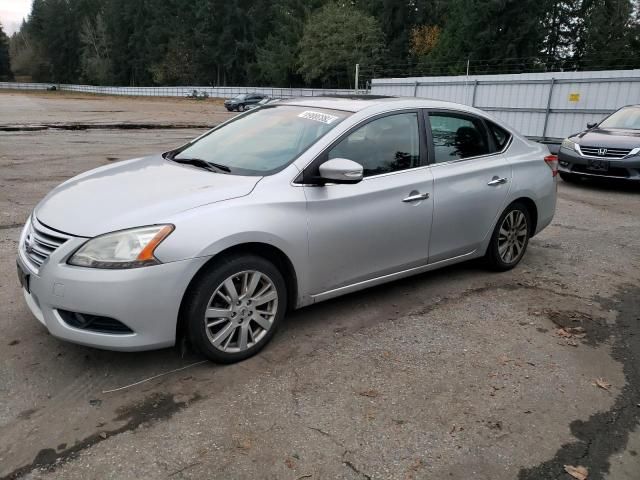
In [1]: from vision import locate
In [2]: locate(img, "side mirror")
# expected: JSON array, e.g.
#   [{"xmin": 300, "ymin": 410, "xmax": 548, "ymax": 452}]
[
  {"xmin": 318, "ymin": 158, "xmax": 363, "ymax": 184},
  {"xmin": 587, "ymin": 122, "xmax": 597, "ymax": 129}
]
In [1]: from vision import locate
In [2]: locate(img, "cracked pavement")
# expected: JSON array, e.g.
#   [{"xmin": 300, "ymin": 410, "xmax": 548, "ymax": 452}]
[{"xmin": 0, "ymin": 92, "xmax": 639, "ymax": 479}]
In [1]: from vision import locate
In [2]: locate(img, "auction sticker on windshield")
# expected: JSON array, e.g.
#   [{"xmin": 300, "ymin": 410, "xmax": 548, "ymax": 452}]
[{"xmin": 298, "ymin": 111, "xmax": 340, "ymax": 124}]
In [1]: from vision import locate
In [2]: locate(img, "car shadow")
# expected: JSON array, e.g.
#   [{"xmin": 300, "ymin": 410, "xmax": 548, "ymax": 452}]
[
  {"xmin": 561, "ymin": 176, "xmax": 640, "ymax": 193},
  {"xmin": 44, "ymin": 258, "xmax": 488, "ymax": 373}
]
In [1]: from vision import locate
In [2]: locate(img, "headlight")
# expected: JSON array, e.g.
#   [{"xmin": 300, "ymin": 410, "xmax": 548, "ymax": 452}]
[
  {"xmin": 68, "ymin": 225, "xmax": 174, "ymax": 269},
  {"xmin": 561, "ymin": 138, "xmax": 578, "ymax": 151}
]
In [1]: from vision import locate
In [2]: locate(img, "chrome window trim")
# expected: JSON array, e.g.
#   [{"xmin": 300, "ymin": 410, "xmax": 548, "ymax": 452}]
[
  {"xmin": 426, "ymin": 135, "xmax": 514, "ymax": 168},
  {"xmin": 425, "ymin": 109, "xmax": 514, "ymax": 167},
  {"xmin": 290, "ymin": 106, "xmax": 428, "ymax": 185}
]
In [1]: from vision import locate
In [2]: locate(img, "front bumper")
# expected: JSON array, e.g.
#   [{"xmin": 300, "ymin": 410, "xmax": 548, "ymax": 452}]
[
  {"xmin": 558, "ymin": 147, "xmax": 640, "ymax": 180},
  {"xmin": 17, "ymin": 226, "xmax": 208, "ymax": 352}
]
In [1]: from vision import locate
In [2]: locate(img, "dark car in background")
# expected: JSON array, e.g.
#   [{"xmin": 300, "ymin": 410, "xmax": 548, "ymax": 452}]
[
  {"xmin": 558, "ymin": 105, "xmax": 640, "ymax": 182},
  {"xmin": 224, "ymin": 93, "xmax": 267, "ymax": 112}
]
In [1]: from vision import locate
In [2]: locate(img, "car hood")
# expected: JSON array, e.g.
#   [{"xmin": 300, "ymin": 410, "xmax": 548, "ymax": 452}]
[
  {"xmin": 575, "ymin": 128, "xmax": 640, "ymax": 149},
  {"xmin": 35, "ymin": 155, "xmax": 261, "ymax": 237}
]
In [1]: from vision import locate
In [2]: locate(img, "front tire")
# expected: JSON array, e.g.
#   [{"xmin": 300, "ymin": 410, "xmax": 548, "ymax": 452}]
[
  {"xmin": 185, "ymin": 254, "xmax": 287, "ymax": 363},
  {"xmin": 485, "ymin": 202, "xmax": 531, "ymax": 271},
  {"xmin": 238, "ymin": 104, "xmax": 246, "ymax": 112}
]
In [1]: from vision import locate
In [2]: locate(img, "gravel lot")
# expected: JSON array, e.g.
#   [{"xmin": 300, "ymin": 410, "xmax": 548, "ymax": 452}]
[{"xmin": 0, "ymin": 91, "xmax": 639, "ymax": 480}]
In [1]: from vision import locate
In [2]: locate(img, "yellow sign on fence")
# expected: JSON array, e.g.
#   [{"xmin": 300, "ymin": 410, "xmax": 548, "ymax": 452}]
[{"xmin": 569, "ymin": 93, "xmax": 580, "ymax": 102}]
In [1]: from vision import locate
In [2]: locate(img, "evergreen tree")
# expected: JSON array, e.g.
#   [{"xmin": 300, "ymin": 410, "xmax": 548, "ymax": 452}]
[
  {"xmin": 6, "ymin": 0, "xmax": 640, "ymax": 86},
  {"xmin": 576, "ymin": 0, "xmax": 636, "ymax": 68},
  {"xmin": 254, "ymin": 0, "xmax": 311, "ymax": 86},
  {"xmin": 541, "ymin": 0, "xmax": 582, "ymax": 64},
  {"xmin": 430, "ymin": 0, "xmax": 549, "ymax": 73},
  {"xmin": 0, "ymin": 23, "xmax": 12, "ymax": 81}
]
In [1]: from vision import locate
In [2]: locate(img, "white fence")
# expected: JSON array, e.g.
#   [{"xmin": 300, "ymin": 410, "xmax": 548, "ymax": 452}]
[
  {"xmin": 371, "ymin": 70, "xmax": 640, "ymax": 141},
  {"xmin": 0, "ymin": 82, "xmax": 356, "ymax": 99}
]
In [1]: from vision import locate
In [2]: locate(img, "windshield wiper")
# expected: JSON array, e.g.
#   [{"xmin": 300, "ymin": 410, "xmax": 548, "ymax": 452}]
[{"xmin": 171, "ymin": 157, "xmax": 231, "ymax": 173}]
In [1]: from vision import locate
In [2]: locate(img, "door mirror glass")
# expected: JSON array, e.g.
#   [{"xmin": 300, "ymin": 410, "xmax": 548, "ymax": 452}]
[
  {"xmin": 318, "ymin": 158, "xmax": 363, "ymax": 184},
  {"xmin": 587, "ymin": 122, "xmax": 597, "ymax": 129}
]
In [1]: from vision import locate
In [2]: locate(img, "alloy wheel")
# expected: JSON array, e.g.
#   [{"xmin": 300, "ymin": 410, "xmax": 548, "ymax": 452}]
[
  {"xmin": 204, "ymin": 270, "xmax": 278, "ymax": 353},
  {"xmin": 497, "ymin": 210, "xmax": 528, "ymax": 264}
]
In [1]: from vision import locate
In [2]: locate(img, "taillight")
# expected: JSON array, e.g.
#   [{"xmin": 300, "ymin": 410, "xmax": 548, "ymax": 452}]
[{"xmin": 544, "ymin": 154, "xmax": 558, "ymax": 177}]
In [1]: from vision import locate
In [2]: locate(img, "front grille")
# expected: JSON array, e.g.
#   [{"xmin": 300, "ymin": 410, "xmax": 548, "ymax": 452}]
[
  {"xmin": 23, "ymin": 218, "xmax": 71, "ymax": 269},
  {"xmin": 58, "ymin": 309, "xmax": 134, "ymax": 334},
  {"xmin": 579, "ymin": 146, "xmax": 631, "ymax": 158}
]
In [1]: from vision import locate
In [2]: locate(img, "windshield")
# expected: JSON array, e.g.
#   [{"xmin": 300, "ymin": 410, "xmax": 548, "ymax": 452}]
[
  {"xmin": 233, "ymin": 94, "xmax": 247, "ymax": 100},
  {"xmin": 599, "ymin": 107, "xmax": 640, "ymax": 130},
  {"xmin": 173, "ymin": 105, "xmax": 350, "ymax": 175}
]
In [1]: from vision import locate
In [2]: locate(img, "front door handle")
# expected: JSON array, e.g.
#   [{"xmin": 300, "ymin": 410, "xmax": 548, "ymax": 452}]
[
  {"xmin": 402, "ymin": 192, "xmax": 430, "ymax": 202},
  {"xmin": 487, "ymin": 177, "xmax": 508, "ymax": 186}
]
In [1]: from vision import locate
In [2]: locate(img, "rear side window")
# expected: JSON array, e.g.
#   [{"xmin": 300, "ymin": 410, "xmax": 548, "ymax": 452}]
[
  {"xmin": 428, "ymin": 113, "xmax": 490, "ymax": 163},
  {"xmin": 488, "ymin": 121, "xmax": 511, "ymax": 151}
]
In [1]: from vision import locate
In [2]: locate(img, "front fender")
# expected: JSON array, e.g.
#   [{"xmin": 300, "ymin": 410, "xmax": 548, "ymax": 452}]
[{"xmin": 154, "ymin": 181, "xmax": 311, "ymax": 306}]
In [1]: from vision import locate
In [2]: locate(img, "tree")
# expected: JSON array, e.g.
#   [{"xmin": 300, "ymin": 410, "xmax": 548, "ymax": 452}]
[
  {"xmin": 0, "ymin": 23, "xmax": 12, "ymax": 81},
  {"xmin": 410, "ymin": 25, "xmax": 442, "ymax": 56},
  {"xmin": 254, "ymin": 0, "xmax": 311, "ymax": 86},
  {"xmin": 429, "ymin": 0, "xmax": 549, "ymax": 73},
  {"xmin": 298, "ymin": 2, "xmax": 386, "ymax": 87},
  {"xmin": 79, "ymin": 13, "xmax": 113, "ymax": 84},
  {"xmin": 541, "ymin": 1, "xmax": 582, "ymax": 64},
  {"xmin": 366, "ymin": 0, "xmax": 448, "ymax": 60},
  {"xmin": 576, "ymin": 0, "xmax": 636, "ymax": 68}
]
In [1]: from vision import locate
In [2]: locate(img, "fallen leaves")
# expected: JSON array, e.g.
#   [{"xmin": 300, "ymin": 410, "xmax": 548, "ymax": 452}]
[
  {"xmin": 564, "ymin": 464, "xmax": 588, "ymax": 479},
  {"xmin": 556, "ymin": 326, "xmax": 585, "ymax": 338},
  {"xmin": 234, "ymin": 437, "xmax": 252, "ymax": 451},
  {"xmin": 593, "ymin": 378, "xmax": 611, "ymax": 391},
  {"xmin": 555, "ymin": 326, "xmax": 586, "ymax": 347},
  {"xmin": 358, "ymin": 389, "xmax": 380, "ymax": 398}
]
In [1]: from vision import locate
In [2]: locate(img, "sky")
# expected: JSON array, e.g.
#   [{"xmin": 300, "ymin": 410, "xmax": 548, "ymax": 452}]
[{"xmin": 0, "ymin": 0, "xmax": 33, "ymax": 35}]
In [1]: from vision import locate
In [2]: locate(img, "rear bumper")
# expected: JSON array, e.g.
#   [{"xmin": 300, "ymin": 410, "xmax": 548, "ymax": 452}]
[{"xmin": 558, "ymin": 147, "xmax": 640, "ymax": 180}]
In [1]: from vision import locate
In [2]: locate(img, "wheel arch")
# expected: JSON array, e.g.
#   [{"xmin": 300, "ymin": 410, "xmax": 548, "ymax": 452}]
[
  {"xmin": 511, "ymin": 196, "xmax": 538, "ymax": 236},
  {"xmin": 176, "ymin": 242, "xmax": 299, "ymax": 341}
]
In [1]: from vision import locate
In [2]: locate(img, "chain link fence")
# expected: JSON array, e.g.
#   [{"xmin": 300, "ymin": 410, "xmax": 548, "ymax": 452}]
[{"xmin": 0, "ymin": 82, "xmax": 359, "ymax": 99}]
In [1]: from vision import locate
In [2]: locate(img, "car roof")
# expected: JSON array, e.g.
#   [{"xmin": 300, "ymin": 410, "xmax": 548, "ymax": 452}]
[{"xmin": 278, "ymin": 96, "xmax": 490, "ymax": 116}]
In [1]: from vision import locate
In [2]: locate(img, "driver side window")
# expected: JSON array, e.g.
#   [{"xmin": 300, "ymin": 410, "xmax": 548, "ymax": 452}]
[{"xmin": 328, "ymin": 112, "xmax": 420, "ymax": 177}]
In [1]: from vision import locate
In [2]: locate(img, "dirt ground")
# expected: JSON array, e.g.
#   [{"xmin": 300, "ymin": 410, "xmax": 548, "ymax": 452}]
[{"xmin": 0, "ymin": 91, "xmax": 639, "ymax": 480}]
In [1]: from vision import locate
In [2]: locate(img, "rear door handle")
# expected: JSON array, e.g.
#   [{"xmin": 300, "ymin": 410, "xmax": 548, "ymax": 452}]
[
  {"xmin": 487, "ymin": 177, "xmax": 508, "ymax": 186},
  {"xmin": 402, "ymin": 192, "xmax": 430, "ymax": 202}
]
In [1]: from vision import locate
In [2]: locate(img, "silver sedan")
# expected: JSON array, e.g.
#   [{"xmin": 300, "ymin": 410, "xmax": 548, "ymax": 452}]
[{"xmin": 16, "ymin": 97, "xmax": 557, "ymax": 363}]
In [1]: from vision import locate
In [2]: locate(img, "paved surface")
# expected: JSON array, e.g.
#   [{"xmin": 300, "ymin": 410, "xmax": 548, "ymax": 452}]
[{"xmin": 0, "ymin": 92, "xmax": 639, "ymax": 480}]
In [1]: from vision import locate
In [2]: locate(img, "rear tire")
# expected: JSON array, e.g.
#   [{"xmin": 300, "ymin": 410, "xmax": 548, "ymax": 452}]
[
  {"xmin": 185, "ymin": 254, "xmax": 287, "ymax": 363},
  {"xmin": 485, "ymin": 202, "xmax": 531, "ymax": 271}
]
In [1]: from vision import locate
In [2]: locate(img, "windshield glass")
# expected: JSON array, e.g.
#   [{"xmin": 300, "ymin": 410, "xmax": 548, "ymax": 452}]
[
  {"xmin": 599, "ymin": 107, "xmax": 640, "ymax": 130},
  {"xmin": 173, "ymin": 105, "xmax": 351, "ymax": 175},
  {"xmin": 233, "ymin": 94, "xmax": 247, "ymax": 100}
]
